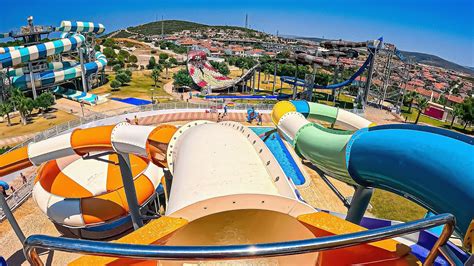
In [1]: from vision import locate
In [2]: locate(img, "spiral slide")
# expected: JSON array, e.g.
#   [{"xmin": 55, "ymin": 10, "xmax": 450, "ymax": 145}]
[
  {"xmin": 272, "ymin": 100, "xmax": 474, "ymax": 249},
  {"xmin": 0, "ymin": 123, "xmax": 177, "ymax": 231},
  {"xmin": 0, "ymin": 21, "xmax": 107, "ymax": 104}
]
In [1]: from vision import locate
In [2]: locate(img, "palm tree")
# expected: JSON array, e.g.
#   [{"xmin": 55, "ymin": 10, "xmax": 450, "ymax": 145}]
[
  {"xmin": 0, "ymin": 101, "xmax": 13, "ymax": 126},
  {"xmin": 404, "ymin": 91, "xmax": 418, "ymax": 113},
  {"xmin": 10, "ymin": 88, "xmax": 35, "ymax": 125},
  {"xmin": 414, "ymin": 96, "xmax": 429, "ymax": 124},
  {"xmin": 151, "ymin": 67, "xmax": 161, "ymax": 88},
  {"xmin": 164, "ymin": 61, "xmax": 171, "ymax": 78},
  {"xmin": 449, "ymin": 104, "xmax": 464, "ymax": 129}
]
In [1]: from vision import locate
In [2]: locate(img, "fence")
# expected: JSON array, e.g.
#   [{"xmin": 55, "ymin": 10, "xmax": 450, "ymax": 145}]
[
  {"xmin": 0, "ymin": 173, "xmax": 36, "ymax": 221},
  {"xmin": 1, "ymin": 101, "xmax": 365, "ymax": 220}
]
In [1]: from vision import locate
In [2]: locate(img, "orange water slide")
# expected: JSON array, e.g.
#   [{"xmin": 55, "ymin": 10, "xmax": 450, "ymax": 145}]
[{"xmin": 0, "ymin": 123, "xmax": 177, "ymax": 179}]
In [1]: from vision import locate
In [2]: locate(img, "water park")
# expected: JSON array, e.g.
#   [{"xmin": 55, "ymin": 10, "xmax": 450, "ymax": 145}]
[{"xmin": 0, "ymin": 15, "xmax": 473, "ymax": 266}]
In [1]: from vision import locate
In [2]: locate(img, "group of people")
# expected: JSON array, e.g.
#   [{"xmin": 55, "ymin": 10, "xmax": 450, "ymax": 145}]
[
  {"xmin": 217, "ymin": 104, "xmax": 228, "ymax": 122},
  {"xmin": 1, "ymin": 173, "xmax": 28, "ymax": 199},
  {"xmin": 125, "ymin": 115, "xmax": 140, "ymax": 125},
  {"xmin": 247, "ymin": 107, "xmax": 263, "ymax": 125}
]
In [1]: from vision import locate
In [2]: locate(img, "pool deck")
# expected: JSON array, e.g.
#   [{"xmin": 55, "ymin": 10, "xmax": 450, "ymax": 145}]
[{"xmin": 281, "ymin": 138, "xmax": 355, "ymax": 214}]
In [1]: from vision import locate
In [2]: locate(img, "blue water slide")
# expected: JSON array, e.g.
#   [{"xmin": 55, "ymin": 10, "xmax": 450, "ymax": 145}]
[
  {"xmin": 346, "ymin": 124, "xmax": 474, "ymax": 237},
  {"xmin": 280, "ymin": 37, "xmax": 382, "ymax": 90},
  {"xmin": 204, "ymin": 95, "xmax": 290, "ymax": 100},
  {"xmin": 280, "ymin": 53, "xmax": 372, "ymax": 90}
]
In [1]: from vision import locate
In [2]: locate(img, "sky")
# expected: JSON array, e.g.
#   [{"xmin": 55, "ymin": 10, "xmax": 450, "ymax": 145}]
[{"xmin": 0, "ymin": 0, "xmax": 473, "ymax": 66}]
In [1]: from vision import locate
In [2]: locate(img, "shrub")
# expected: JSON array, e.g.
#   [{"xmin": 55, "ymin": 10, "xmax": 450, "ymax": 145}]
[{"xmin": 110, "ymin": 80, "xmax": 122, "ymax": 91}]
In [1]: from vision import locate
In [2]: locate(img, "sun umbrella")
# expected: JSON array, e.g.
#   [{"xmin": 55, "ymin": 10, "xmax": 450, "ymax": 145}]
[{"xmin": 0, "ymin": 180, "xmax": 10, "ymax": 190}]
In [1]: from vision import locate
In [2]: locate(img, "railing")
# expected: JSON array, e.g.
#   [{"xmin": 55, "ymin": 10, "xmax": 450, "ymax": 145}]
[
  {"xmin": 0, "ymin": 102, "xmax": 275, "ymax": 218},
  {"xmin": 0, "ymin": 174, "xmax": 36, "ymax": 221},
  {"xmin": 1, "ymin": 101, "xmax": 365, "ymax": 220},
  {"xmin": 24, "ymin": 213, "xmax": 455, "ymax": 266},
  {"xmin": 6, "ymin": 102, "xmax": 276, "ymax": 151}
]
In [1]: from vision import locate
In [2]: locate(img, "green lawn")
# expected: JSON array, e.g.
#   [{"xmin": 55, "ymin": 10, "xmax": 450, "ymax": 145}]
[
  {"xmin": 401, "ymin": 106, "xmax": 473, "ymax": 135},
  {"xmin": 370, "ymin": 189, "xmax": 426, "ymax": 222},
  {"xmin": 91, "ymin": 70, "xmax": 174, "ymax": 102}
]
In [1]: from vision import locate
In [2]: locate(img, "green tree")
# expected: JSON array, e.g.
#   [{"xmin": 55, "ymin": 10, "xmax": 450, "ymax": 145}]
[
  {"xmin": 115, "ymin": 72, "xmax": 131, "ymax": 85},
  {"xmin": 404, "ymin": 91, "xmax": 418, "ymax": 113},
  {"xmin": 103, "ymin": 47, "xmax": 116, "ymax": 59},
  {"xmin": 35, "ymin": 92, "xmax": 55, "ymax": 113},
  {"xmin": 0, "ymin": 101, "xmax": 13, "ymax": 126},
  {"xmin": 118, "ymin": 69, "xmax": 133, "ymax": 77},
  {"xmin": 159, "ymin": 53, "xmax": 169, "ymax": 61},
  {"xmin": 10, "ymin": 88, "xmax": 35, "ymax": 125},
  {"xmin": 112, "ymin": 64, "xmax": 122, "ymax": 72},
  {"xmin": 129, "ymin": 55, "xmax": 138, "ymax": 64},
  {"xmin": 173, "ymin": 69, "xmax": 193, "ymax": 88},
  {"xmin": 169, "ymin": 57, "xmax": 178, "ymax": 66},
  {"xmin": 94, "ymin": 44, "xmax": 101, "ymax": 52},
  {"xmin": 118, "ymin": 49, "xmax": 130, "ymax": 61},
  {"xmin": 414, "ymin": 96, "xmax": 429, "ymax": 124},
  {"xmin": 449, "ymin": 104, "xmax": 464, "ymax": 129},
  {"xmin": 437, "ymin": 94, "xmax": 447, "ymax": 108},
  {"xmin": 110, "ymin": 80, "xmax": 122, "ymax": 91},
  {"xmin": 102, "ymin": 38, "xmax": 115, "ymax": 47},
  {"xmin": 163, "ymin": 61, "xmax": 171, "ymax": 78},
  {"xmin": 151, "ymin": 67, "xmax": 161, "ymax": 88},
  {"xmin": 147, "ymin": 56, "xmax": 157, "ymax": 70},
  {"xmin": 459, "ymin": 97, "xmax": 474, "ymax": 129}
]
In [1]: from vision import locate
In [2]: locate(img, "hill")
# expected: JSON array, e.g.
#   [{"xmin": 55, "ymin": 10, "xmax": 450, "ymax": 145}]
[
  {"xmin": 400, "ymin": 51, "xmax": 474, "ymax": 75},
  {"xmin": 108, "ymin": 20, "xmax": 259, "ymax": 38},
  {"xmin": 296, "ymin": 37, "xmax": 473, "ymax": 75}
]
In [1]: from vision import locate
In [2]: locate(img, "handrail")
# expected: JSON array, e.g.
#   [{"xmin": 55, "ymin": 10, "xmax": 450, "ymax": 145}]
[{"xmin": 24, "ymin": 213, "xmax": 455, "ymax": 266}]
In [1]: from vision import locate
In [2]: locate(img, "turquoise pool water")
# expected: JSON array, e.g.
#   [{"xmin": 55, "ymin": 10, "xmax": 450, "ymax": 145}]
[{"xmin": 250, "ymin": 127, "xmax": 306, "ymax": 185}]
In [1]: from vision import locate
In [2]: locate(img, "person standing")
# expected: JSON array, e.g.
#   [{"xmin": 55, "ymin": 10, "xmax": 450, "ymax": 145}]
[
  {"xmin": 134, "ymin": 115, "xmax": 139, "ymax": 125},
  {"xmin": 224, "ymin": 104, "xmax": 228, "ymax": 116},
  {"xmin": 258, "ymin": 113, "xmax": 263, "ymax": 125},
  {"xmin": 20, "ymin": 173, "xmax": 27, "ymax": 185}
]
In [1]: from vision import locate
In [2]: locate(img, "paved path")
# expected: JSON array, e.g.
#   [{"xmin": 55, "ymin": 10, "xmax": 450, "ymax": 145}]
[
  {"xmin": 0, "ymin": 134, "xmax": 35, "ymax": 147},
  {"xmin": 1, "ymin": 110, "xmax": 270, "ymax": 149},
  {"xmin": 139, "ymin": 111, "xmax": 271, "ymax": 125}
]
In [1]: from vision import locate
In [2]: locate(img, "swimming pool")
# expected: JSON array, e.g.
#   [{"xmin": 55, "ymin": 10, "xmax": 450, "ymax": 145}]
[
  {"xmin": 251, "ymin": 127, "xmax": 306, "ymax": 185},
  {"xmin": 111, "ymin": 97, "xmax": 152, "ymax": 106}
]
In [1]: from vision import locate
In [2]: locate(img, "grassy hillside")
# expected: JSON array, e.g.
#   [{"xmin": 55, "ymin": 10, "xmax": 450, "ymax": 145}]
[{"xmin": 125, "ymin": 20, "xmax": 258, "ymax": 36}]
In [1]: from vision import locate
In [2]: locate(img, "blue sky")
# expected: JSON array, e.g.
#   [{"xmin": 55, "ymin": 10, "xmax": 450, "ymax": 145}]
[{"xmin": 1, "ymin": 0, "xmax": 472, "ymax": 66}]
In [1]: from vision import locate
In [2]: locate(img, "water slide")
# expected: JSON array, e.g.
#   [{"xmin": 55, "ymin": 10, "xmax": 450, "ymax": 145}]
[
  {"xmin": 272, "ymin": 100, "xmax": 474, "ymax": 248},
  {"xmin": 280, "ymin": 52, "xmax": 373, "ymax": 90},
  {"xmin": 0, "ymin": 117, "xmax": 461, "ymax": 264},
  {"xmin": 0, "ymin": 123, "xmax": 176, "ymax": 230},
  {"xmin": 0, "ymin": 21, "xmax": 107, "ymax": 100},
  {"xmin": 187, "ymin": 50, "xmax": 259, "ymax": 91},
  {"xmin": 280, "ymin": 37, "xmax": 382, "ymax": 90}
]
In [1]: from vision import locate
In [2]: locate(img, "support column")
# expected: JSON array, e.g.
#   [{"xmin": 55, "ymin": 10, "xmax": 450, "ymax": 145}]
[
  {"xmin": 363, "ymin": 49, "xmax": 377, "ymax": 107},
  {"xmin": 332, "ymin": 58, "xmax": 339, "ymax": 103},
  {"xmin": 272, "ymin": 63, "xmax": 277, "ymax": 95},
  {"xmin": 117, "ymin": 153, "xmax": 143, "ymax": 229},
  {"xmin": 346, "ymin": 185, "xmax": 374, "ymax": 224},
  {"xmin": 28, "ymin": 63, "xmax": 37, "ymax": 99},
  {"xmin": 381, "ymin": 49, "xmax": 394, "ymax": 109},
  {"xmin": 0, "ymin": 193, "xmax": 25, "ymax": 243},
  {"xmin": 257, "ymin": 69, "xmax": 261, "ymax": 91},
  {"xmin": 251, "ymin": 71, "xmax": 256, "ymax": 94},
  {"xmin": 79, "ymin": 48, "xmax": 88, "ymax": 93},
  {"xmin": 292, "ymin": 63, "xmax": 299, "ymax": 99}
]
